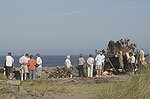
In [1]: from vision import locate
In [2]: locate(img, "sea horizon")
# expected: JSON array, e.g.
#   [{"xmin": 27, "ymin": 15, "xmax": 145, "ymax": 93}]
[{"xmin": 0, "ymin": 55, "xmax": 90, "ymax": 67}]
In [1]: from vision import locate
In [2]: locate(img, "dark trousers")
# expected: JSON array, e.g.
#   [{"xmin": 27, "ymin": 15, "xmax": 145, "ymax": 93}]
[
  {"xmin": 131, "ymin": 63, "xmax": 136, "ymax": 72},
  {"xmin": 5, "ymin": 66, "xmax": 13, "ymax": 78},
  {"xmin": 78, "ymin": 65, "xmax": 85, "ymax": 77}
]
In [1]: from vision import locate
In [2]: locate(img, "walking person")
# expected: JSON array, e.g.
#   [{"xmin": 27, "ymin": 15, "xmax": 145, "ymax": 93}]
[
  {"xmin": 28, "ymin": 55, "xmax": 36, "ymax": 80},
  {"xmin": 19, "ymin": 53, "xmax": 29, "ymax": 81},
  {"xmin": 87, "ymin": 54, "xmax": 94, "ymax": 78},
  {"xmin": 36, "ymin": 53, "xmax": 43, "ymax": 79},
  {"xmin": 5, "ymin": 52, "xmax": 14, "ymax": 79},
  {"xmin": 65, "ymin": 55, "xmax": 73, "ymax": 78},
  {"xmin": 95, "ymin": 51, "xmax": 103, "ymax": 77},
  {"xmin": 78, "ymin": 54, "xmax": 85, "ymax": 77}
]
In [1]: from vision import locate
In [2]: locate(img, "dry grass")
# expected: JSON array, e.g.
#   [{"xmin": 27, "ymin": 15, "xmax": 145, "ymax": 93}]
[
  {"xmin": 19, "ymin": 71, "xmax": 150, "ymax": 99},
  {"xmin": 0, "ymin": 67, "xmax": 150, "ymax": 99},
  {"xmin": 91, "ymin": 70, "xmax": 150, "ymax": 99}
]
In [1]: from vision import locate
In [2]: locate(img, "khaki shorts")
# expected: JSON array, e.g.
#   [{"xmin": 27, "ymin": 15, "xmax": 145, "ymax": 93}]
[
  {"xmin": 21, "ymin": 65, "xmax": 29, "ymax": 73},
  {"xmin": 96, "ymin": 65, "xmax": 103, "ymax": 70}
]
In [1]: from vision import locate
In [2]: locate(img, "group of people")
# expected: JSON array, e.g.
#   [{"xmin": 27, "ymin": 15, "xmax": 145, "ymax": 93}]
[
  {"xmin": 4, "ymin": 49, "xmax": 146, "ymax": 80},
  {"xmin": 65, "ymin": 51, "xmax": 105, "ymax": 78},
  {"xmin": 4, "ymin": 52, "xmax": 42, "ymax": 80}
]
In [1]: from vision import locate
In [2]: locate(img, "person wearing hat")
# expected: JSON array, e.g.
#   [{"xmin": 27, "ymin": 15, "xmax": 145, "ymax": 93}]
[
  {"xmin": 65, "ymin": 55, "xmax": 73, "ymax": 78},
  {"xmin": 65, "ymin": 55, "xmax": 72, "ymax": 68}
]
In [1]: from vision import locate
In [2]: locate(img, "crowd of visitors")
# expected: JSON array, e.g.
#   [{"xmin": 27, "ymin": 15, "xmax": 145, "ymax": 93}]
[
  {"xmin": 65, "ymin": 51, "xmax": 106, "ymax": 78},
  {"xmin": 4, "ymin": 52, "xmax": 42, "ymax": 80},
  {"xmin": 3, "ymin": 48, "xmax": 147, "ymax": 80}
]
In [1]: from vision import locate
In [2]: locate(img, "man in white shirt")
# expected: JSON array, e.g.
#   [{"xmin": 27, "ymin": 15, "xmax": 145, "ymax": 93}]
[
  {"xmin": 19, "ymin": 53, "xmax": 29, "ymax": 81},
  {"xmin": 36, "ymin": 53, "xmax": 43, "ymax": 79},
  {"xmin": 5, "ymin": 52, "xmax": 14, "ymax": 79}
]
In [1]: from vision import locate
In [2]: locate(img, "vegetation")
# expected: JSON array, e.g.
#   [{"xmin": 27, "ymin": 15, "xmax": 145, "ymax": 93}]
[
  {"xmin": 0, "ymin": 68, "xmax": 150, "ymax": 99},
  {"xmin": 93, "ymin": 70, "xmax": 150, "ymax": 99}
]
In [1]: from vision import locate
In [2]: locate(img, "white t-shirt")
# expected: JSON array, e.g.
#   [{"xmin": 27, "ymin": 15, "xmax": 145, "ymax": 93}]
[
  {"xmin": 65, "ymin": 59, "xmax": 72, "ymax": 68},
  {"xmin": 36, "ymin": 57, "xmax": 42, "ymax": 68},
  {"xmin": 5, "ymin": 56, "xmax": 14, "ymax": 67},
  {"xmin": 102, "ymin": 54, "xmax": 105, "ymax": 63},
  {"xmin": 131, "ymin": 55, "xmax": 136, "ymax": 63},
  {"xmin": 87, "ymin": 57, "xmax": 94, "ymax": 65},
  {"xmin": 19, "ymin": 56, "xmax": 28, "ymax": 65}
]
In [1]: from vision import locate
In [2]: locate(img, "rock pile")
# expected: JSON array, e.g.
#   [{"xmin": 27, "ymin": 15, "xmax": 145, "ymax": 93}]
[{"xmin": 43, "ymin": 66, "xmax": 74, "ymax": 78}]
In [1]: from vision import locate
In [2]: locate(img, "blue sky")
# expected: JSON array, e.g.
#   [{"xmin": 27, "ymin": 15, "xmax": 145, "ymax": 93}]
[{"xmin": 0, "ymin": 0, "xmax": 150, "ymax": 55}]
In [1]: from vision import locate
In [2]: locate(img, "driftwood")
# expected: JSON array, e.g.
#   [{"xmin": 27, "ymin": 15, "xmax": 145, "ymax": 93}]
[
  {"xmin": 48, "ymin": 66, "xmax": 73, "ymax": 78},
  {"xmin": 106, "ymin": 38, "xmax": 149, "ymax": 73},
  {"xmin": 106, "ymin": 38, "xmax": 136, "ymax": 73}
]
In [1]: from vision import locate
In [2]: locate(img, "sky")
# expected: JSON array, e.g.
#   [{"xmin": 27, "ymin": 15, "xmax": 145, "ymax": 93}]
[{"xmin": 0, "ymin": 0, "xmax": 150, "ymax": 55}]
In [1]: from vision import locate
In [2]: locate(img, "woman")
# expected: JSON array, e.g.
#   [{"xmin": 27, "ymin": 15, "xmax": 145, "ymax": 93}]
[
  {"xmin": 87, "ymin": 54, "xmax": 94, "ymax": 78},
  {"xmin": 65, "ymin": 55, "xmax": 73, "ymax": 78}
]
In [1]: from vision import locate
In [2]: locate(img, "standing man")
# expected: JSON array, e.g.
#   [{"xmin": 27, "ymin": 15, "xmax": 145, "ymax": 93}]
[
  {"xmin": 5, "ymin": 52, "xmax": 14, "ymax": 79},
  {"xmin": 78, "ymin": 54, "xmax": 85, "ymax": 77},
  {"xmin": 95, "ymin": 51, "xmax": 103, "ymax": 77},
  {"xmin": 36, "ymin": 53, "xmax": 43, "ymax": 79},
  {"xmin": 87, "ymin": 54, "xmax": 94, "ymax": 78},
  {"xmin": 19, "ymin": 53, "xmax": 29, "ymax": 81},
  {"xmin": 28, "ymin": 55, "xmax": 36, "ymax": 80}
]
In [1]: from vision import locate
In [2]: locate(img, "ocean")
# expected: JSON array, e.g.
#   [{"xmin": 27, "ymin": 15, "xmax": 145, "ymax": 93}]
[{"xmin": 0, "ymin": 55, "xmax": 89, "ymax": 67}]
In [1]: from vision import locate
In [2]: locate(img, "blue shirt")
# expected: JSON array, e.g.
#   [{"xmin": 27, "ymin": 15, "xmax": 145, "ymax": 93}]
[{"xmin": 95, "ymin": 54, "xmax": 103, "ymax": 65}]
